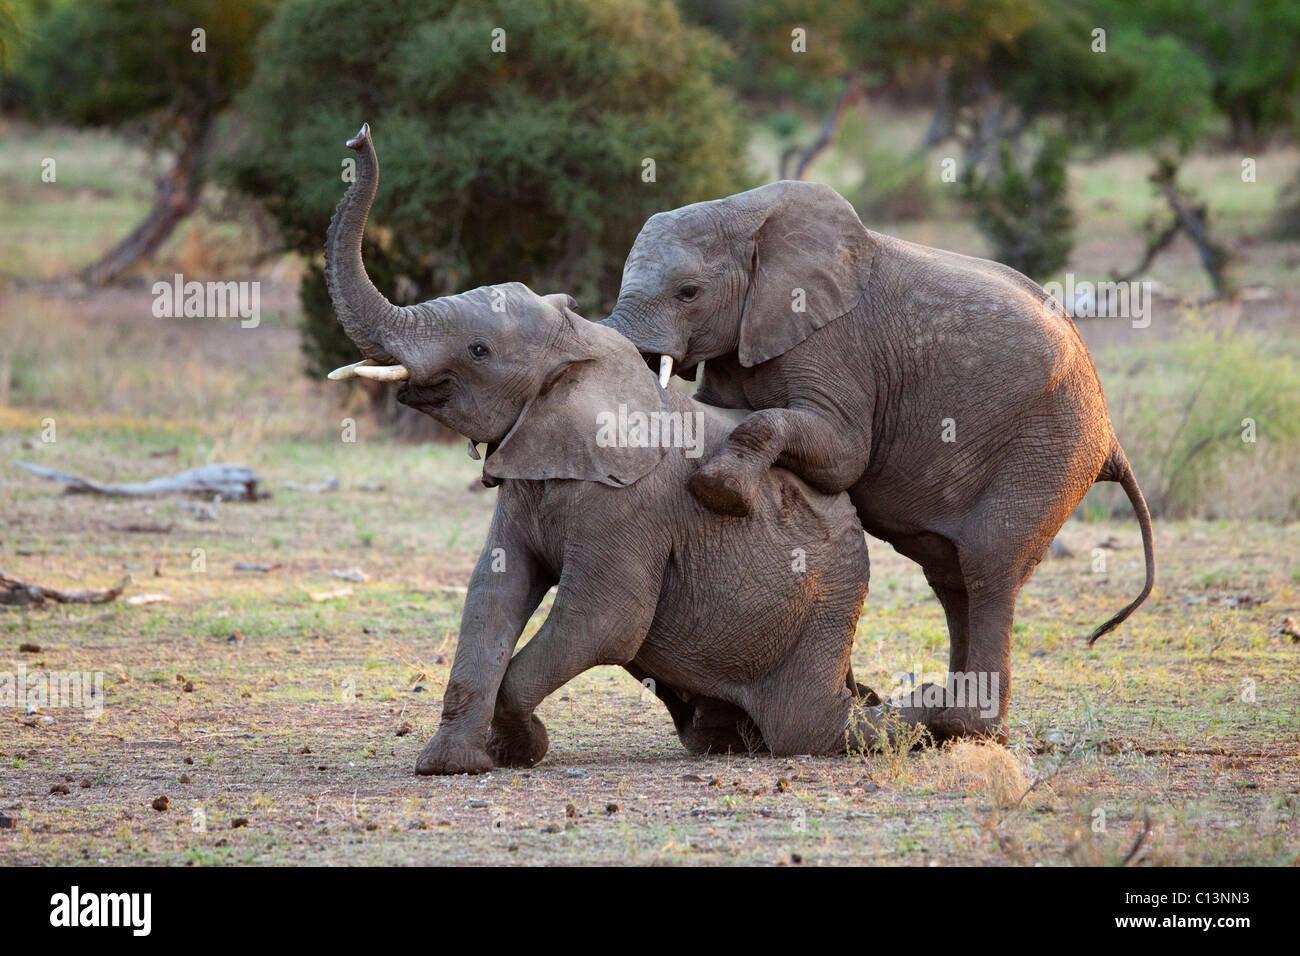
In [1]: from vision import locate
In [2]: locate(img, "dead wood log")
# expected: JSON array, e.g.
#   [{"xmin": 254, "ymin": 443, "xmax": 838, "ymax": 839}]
[
  {"xmin": 12, "ymin": 462, "xmax": 266, "ymax": 501},
  {"xmin": 1, "ymin": 572, "xmax": 131, "ymax": 607}
]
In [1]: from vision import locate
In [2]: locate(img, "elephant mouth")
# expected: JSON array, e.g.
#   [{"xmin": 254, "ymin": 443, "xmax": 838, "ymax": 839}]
[
  {"xmin": 639, "ymin": 351, "xmax": 699, "ymax": 383},
  {"xmin": 396, "ymin": 377, "xmax": 456, "ymax": 412}
]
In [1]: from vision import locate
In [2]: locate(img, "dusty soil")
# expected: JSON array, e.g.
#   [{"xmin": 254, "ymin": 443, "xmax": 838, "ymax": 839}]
[{"xmin": 1, "ymin": 439, "xmax": 1296, "ymax": 864}]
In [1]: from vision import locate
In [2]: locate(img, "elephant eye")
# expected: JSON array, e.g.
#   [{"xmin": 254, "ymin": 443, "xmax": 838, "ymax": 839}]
[
  {"xmin": 676, "ymin": 284, "xmax": 700, "ymax": 302},
  {"xmin": 468, "ymin": 342, "xmax": 490, "ymax": 359}
]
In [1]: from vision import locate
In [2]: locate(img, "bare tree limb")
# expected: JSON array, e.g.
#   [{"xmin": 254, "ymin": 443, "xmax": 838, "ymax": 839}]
[
  {"xmin": 792, "ymin": 71, "xmax": 864, "ymax": 181},
  {"xmin": 12, "ymin": 462, "xmax": 266, "ymax": 500},
  {"xmin": 1, "ymin": 572, "xmax": 131, "ymax": 607}
]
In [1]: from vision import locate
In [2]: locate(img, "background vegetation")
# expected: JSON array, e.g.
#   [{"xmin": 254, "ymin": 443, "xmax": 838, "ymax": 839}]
[{"xmin": 0, "ymin": 0, "xmax": 1296, "ymax": 868}]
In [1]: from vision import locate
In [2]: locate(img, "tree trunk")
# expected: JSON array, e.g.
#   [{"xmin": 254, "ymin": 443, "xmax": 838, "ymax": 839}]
[
  {"xmin": 78, "ymin": 112, "xmax": 213, "ymax": 286},
  {"xmin": 917, "ymin": 65, "xmax": 952, "ymax": 152},
  {"xmin": 792, "ymin": 71, "xmax": 863, "ymax": 181}
]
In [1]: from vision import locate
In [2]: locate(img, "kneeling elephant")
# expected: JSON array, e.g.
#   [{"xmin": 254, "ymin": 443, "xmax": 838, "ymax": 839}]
[{"xmin": 323, "ymin": 125, "xmax": 895, "ymax": 772}]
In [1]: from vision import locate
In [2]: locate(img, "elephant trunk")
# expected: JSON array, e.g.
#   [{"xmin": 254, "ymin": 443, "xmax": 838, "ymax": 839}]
[
  {"xmin": 323, "ymin": 123, "xmax": 406, "ymax": 366},
  {"xmin": 599, "ymin": 305, "xmax": 680, "ymax": 388}
]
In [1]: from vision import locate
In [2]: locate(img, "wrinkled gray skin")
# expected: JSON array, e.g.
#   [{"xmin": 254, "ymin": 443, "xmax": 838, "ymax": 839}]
[
  {"xmin": 323, "ymin": 126, "xmax": 885, "ymax": 774},
  {"xmin": 602, "ymin": 181, "xmax": 1156, "ymax": 740}
]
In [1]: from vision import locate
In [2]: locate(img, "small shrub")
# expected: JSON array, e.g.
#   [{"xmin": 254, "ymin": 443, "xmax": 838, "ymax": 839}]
[{"xmin": 962, "ymin": 130, "xmax": 1074, "ymax": 281}]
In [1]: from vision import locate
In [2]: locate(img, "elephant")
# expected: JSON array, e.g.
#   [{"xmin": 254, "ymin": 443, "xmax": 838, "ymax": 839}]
[
  {"xmin": 600, "ymin": 180, "xmax": 1156, "ymax": 741},
  {"xmin": 322, "ymin": 125, "xmax": 888, "ymax": 774}
]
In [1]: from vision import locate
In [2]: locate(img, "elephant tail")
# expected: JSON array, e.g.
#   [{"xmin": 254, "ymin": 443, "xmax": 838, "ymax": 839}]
[{"xmin": 1088, "ymin": 440, "xmax": 1155, "ymax": 644}]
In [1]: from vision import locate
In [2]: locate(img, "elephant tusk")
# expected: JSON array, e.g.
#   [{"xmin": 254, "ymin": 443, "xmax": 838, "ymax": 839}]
[
  {"xmin": 658, "ymin": 355, "xmax": 674, "ymax": 389},
  {"xmin": 466, "ymin": 440, "xmax": 481, "ymax": 461},
  {"xmin": 353, "ymin": 364, "xmax": 410, "ymax": 382},
  {"xmin": 326, "ymin": 359, "xmax": 373, "ymax": 381}
]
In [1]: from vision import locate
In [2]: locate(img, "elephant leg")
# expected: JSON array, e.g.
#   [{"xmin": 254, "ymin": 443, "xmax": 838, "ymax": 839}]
[
  {"xmin": 487, "ymin": 559, "xmax": 662, "ymax": 767},
  {"xmin": 912, "ymin": 584, "xmax": 1016, "ymax": 743},
  {"xmin": 689, "ymin": 406, "xmax": 867, "ymax": 517},
  {"xmin": 622, "ymin": 663, "xmax": 761, "ymax": 754},
  {"xmin": 738, "ymin": 621, "xmax": 864, "ymax": 757},
  {"xmin": 846, "ymin": 666, "xmax": 881, "ymax": 706},
  {"xmin": 926, "ymin": 576, "xmax": 971, "ymax": 674},
  {"xmin": 414, "ymin": 539, "xmax": 552, "ymax": 776}
]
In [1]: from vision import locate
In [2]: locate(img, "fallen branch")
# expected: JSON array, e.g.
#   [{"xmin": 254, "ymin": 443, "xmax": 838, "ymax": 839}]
[
  {"xmin": 13, "ymin": 462, "xmax": 266, "ymax": 501},
  {"xmin": 1122, "ymin": 812, "xmax": 1153, "ymax": 866},
  {"xmin": 1, "ymin": 571, "xmax": 131, "ymax": 607}
]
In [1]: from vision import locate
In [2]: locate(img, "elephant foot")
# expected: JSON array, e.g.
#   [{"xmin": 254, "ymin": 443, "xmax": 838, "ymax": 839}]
[
  {"xmin": 487, "ymin": 714, "xmax": 549, "ymax": 767},
  {"xmin": 893, "ymin": 683, "xmax": 1008, "ymax": 744},
  {"xmin": 689, "ymin": 457, "xmax": 757, "ymax": 517},
  {"xmin": 845, "ymin": 702, "xmax": 933, "ymax": 753},
  {"xmin": 414, "ymin": 735, "xmax": 494, "ymax": 776}
]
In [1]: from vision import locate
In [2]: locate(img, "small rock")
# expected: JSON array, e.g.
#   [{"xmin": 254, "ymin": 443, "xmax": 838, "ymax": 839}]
[{"xmin": 151, "ymin": 795, "xmax": 170, "ymax": 812}]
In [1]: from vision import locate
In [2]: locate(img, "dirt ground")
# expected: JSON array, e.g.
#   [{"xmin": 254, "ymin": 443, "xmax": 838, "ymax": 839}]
[{"xmin": 1, "ymin": 433, "xmax": 1296, "ymax": 865}]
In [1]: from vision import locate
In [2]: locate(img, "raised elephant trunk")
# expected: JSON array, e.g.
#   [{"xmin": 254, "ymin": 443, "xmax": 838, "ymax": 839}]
[{"xmin": 323, "ymin": 123, "xmax": 410, "ymax": 379}]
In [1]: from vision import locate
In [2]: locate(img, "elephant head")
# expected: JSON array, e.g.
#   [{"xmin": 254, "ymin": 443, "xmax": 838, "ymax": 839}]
[
  {"xmin": 324, "ymin": 124, "xmax": 668, "ymax": 487},
  {"xmin": 601, "ymin": 181, "xmax": 877, "ymax": 376}
]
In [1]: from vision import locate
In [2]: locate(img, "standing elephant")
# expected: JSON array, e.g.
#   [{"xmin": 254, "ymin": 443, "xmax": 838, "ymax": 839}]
[
  {"xmin": 322, "ymin": 125, "xmax": 885, "ymax": 774},
  {"xmin": 600, "ymin": 180, "xmax": 1156, "ymax": 740}
]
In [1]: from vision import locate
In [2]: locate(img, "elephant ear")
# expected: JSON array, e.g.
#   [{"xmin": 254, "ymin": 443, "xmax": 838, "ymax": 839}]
[
  {"xmin": 737, "ymin": 181, "xmax": 876, "ymax": 368},
  {"xmin": 483, "ymin": 310, "xmax": 670, "ymax": 488}
]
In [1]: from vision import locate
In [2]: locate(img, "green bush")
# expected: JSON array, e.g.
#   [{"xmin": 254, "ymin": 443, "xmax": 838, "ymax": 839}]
[
  {"xmin": 224, "ymin": 0, "xmax": 751, "ymax": 379},
  {"xmin": 961, "ymin": 130, "xmax": 1074, "ymax": 281}
]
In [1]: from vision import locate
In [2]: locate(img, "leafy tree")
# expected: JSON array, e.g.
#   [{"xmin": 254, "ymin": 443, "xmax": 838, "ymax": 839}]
[
  {"xmin": 963, "ymin": 131, "xmax": 1073, "ymax": 280},
  {"xmin": 726, "ymin": 0, "xmax": 1040, "ymax": 177},
  {"xmin": 11, "ymin": 0, "xmax": 273, "ymax": 283},
  {"xmin": 1091, "ymin": 0, "xmax": 1300, "ymax": 151},
  {"xmin": 226, "ymin": 0, "xmax": 750, "ymax": 380}
]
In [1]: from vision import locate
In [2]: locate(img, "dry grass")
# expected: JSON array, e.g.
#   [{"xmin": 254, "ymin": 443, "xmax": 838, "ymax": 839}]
[{"xmin": 940, "ymin": 741, "xmax": 1033, "ymax": 810}]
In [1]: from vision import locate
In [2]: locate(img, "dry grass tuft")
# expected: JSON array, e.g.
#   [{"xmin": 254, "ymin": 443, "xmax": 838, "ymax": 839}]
[{"xmin": 942, "ymin": 740, "xmax": 1031, "ymax": 809}]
